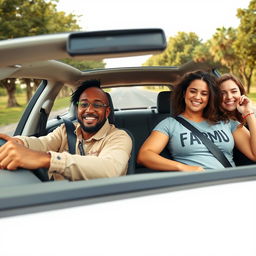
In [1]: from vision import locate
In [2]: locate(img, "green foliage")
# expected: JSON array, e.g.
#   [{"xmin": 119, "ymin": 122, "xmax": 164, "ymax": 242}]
[
  {"xmin": 51, "ymin": 96, "xmax": 70, "ymax": 111},
  {"xmin": 144, "ymin": 32, "xmax": 202, "ymax": 66},
  {"xmin": 0, "ymin": 93, "xmax": 70, "ymax": 126},
  {"xmin": 0, "ymin": 93, "xmax": 27, "ymax": 125},
  {"xmin": 0, "ymin": 0, "xmax": 82, "ymax": 106},
  {"xmin": 61, "ymin": 59, "xmax": 106, "ymax": 71},
  {"xmin": 208, "ymin": 27, "xmax": 239, "ymax": 73},
  {"xmin": 0, "ymin": 87, "xmax": 6, "ymax": 96},
  {"xmin": 235, "ymin": 0, "xmax": 256, "ymax": 63},
  {"xmin": 233, "ymin": 0, "xmax": 256, "ymax": 92},
  {"xmin": 143, "ymin": 0, "xmax": 256, "ymax": 94},
  {"xmin": 0, "ymin": 0, "xmax": 81, "ymax": 40}
]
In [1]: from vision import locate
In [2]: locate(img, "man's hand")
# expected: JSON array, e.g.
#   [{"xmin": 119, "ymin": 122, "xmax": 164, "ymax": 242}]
[
  {"xmin": 0, "ymin": 140, "xmax": 50, "ymax": 170},
  {"xmin": 0, "ymin": 133, "xmax": 24, "ymax": 145}
]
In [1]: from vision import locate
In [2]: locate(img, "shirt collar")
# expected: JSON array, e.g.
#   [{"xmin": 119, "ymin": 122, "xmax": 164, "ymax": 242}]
[{"xmin": 76, "ymin": 119, "xmax": 111, "ymax": 142}]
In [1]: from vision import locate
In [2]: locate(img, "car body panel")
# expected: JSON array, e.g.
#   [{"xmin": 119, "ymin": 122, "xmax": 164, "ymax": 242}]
[
  {"xmin": 0, "ymin": 29, "xmax": 256, "ymax": 255},
  {"xmin": 0, "ymin": 177, "xmax": 256, "ymax": 255}
]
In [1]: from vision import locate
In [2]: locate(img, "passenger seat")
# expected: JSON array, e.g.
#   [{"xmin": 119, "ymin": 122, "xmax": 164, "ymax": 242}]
[
  {"xmin": 106, "ymin": 93, "xmax": 136, "ymax": 175},
  {"xmin": 115, "ymin": 90, "xmax": 172, "ymax": 173}
]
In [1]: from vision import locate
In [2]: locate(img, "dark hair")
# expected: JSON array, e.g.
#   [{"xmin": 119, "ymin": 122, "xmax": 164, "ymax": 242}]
[
  {"xmin": 217, "ymin": 74, "xmax": 246, "ymax": 96},
  {"xmin": 172, "ymin": 70, "xmax": 222, "ymax": 123},
  {"xmin": 71, "ymin": 79, "xmax": 101, "ymax": 105},
  {"xmin": 217, "ymin": 74, "xmax": 245, "ymax": 123}
]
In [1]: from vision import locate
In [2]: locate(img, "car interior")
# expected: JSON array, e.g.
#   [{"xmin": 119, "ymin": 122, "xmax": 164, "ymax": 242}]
[
  {"xmin": 36, "ymin": 79, "xmax": 255, "ymax": 181},
  {"xmin": 0, "ymin": 61, "xmax": 254, "ymax": 189},
  {"xmin": 1, "ymin": 30, "xmax": 256, "ymax": 221}
]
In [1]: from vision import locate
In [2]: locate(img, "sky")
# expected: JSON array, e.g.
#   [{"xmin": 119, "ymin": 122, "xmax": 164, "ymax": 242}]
[{"xmin": 56, "ymin": 0, "xmax": 251, "ymax": 67}]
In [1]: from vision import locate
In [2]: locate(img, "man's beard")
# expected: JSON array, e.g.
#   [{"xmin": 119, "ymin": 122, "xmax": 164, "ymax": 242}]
[{"xmin": 77, "ymin": 115, "xmax": 107, "ymax": 133}]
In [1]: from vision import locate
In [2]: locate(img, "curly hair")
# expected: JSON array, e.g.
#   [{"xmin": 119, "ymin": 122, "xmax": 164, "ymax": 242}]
[
  {"xmin": 172, "ymin": 70, "xmax": 223, "ymax": 124},
  {"xmin": 217, "ymin": 74, "xmax": 246, "ymax": 124},
  {"xmin": 71, "ymin": 79, "xmax": 103, "ymax": 106}
]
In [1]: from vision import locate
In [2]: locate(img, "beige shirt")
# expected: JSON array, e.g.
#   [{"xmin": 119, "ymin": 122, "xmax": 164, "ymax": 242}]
[{"xmin": 17, "ymin": 120, "xmax": 132, "ymax": 181}]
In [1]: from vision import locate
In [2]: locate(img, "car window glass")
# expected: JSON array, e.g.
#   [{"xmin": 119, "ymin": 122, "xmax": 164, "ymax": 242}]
[
  {"xmin": 106, "ymin": 85, "xmax": 170, "ymax": 109},
  {"xmin": 50, "ymin": 85, "xmax": 71, "ymax": 119}
]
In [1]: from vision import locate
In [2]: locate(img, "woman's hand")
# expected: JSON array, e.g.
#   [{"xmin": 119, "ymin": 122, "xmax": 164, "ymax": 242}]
[
  {"xmin": 236, "ymin": 95, "xmax": 254, "ymax": 116},
  {"xmin": 178, "ymin": 163, "xmax": 205, "ymax": 172}
]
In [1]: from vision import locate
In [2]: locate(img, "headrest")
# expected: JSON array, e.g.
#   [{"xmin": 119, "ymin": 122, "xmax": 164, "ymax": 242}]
[
  {"xmin": 106, "ymin": 92, "xmax": 115, "ymax": 124},
  {"xmin": 157, "ymin": 91, "xmax": 172, "ymax": 114}
]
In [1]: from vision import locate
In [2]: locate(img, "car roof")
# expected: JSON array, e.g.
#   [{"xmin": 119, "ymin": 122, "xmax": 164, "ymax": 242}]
[{"xmin": 0, "ymin": 31, "xmax": 213, "ymax": 89}]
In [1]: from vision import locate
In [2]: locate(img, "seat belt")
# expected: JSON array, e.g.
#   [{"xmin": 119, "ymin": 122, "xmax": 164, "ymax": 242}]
[
  {"xmin": 63, "ymin": 118, "xmax": 77, "ymax": 154},
  {"xmin": 35, "ymin": 119, "xmax": 81, "ymax": 182},
  {"xmin": 37, "ymin": 108, "xmax": 48, "ymax": 136},
  {"xmin": 175, "ymin": 116, "xmax": 232, "ymax": 168}
]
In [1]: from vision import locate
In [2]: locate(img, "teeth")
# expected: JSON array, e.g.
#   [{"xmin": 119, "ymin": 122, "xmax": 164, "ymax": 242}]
[{"xmin": 84, "ymin": 117, "xmax": 96, "ymax": 120}]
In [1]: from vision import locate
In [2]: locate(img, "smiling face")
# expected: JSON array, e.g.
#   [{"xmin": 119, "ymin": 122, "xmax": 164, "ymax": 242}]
[
  {"xmin": 220, "ymin": 79, "xmax": 241, "ymax": 112},
  {"xmin": 77, "ymin": 87, "xmax": 110, "ymax": 138},
  {"xmin": 184, "ymin": 79, "xmax": 209, "ymax": 114}
]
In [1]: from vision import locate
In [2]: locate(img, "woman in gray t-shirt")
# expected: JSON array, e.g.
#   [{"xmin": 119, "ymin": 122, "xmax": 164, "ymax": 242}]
[{"xmin": 137, "ymin": 71, "xmax": 256, "ymax": 171}]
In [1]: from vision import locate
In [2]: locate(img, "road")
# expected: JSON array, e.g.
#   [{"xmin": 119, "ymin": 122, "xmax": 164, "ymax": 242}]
[
  {"xmin": 110, "ymin": 87, "xmax": 157, "ymax": 109},
  {"xmin": 1, "ymin": 87, "xmax": 256, "ymax": 135},
  {"xmin": 0, "ymin": 88, "xmax": 158, "ymax": 135}
]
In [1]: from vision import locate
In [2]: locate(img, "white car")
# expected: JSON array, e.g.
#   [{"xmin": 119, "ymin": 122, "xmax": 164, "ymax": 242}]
[{"xmin": 0, "ymin": 29, "xmax": 256, "ymax": 256}]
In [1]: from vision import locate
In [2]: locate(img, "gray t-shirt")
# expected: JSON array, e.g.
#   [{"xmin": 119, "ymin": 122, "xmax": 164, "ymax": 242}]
[{"xmin": 154, "ymin": 116, "xmax": 240, "ymax": 170}]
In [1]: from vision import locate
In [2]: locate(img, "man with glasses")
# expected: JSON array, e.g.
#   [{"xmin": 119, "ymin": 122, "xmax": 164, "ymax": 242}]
[{"xmin": 0, "ymin": 80, "xmax": 132, "ymax": 181}]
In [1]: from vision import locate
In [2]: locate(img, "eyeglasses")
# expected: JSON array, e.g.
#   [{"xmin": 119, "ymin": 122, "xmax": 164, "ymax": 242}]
[{"xmin": 77, "ymin": 101, "xmax": 109, "ymax": 109}]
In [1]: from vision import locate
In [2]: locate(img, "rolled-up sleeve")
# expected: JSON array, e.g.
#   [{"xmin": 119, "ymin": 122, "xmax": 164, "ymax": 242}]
[
  {"xmin": 16, "ymin": 125, "xmax": 68, "ymax": 152},
  {"xmin": 48, "ymin": 130, "xmax": 132, "ymax": 181},
  {"xmin": 16, "ymin": 122, "xmax": 132, "ymax": 181}
]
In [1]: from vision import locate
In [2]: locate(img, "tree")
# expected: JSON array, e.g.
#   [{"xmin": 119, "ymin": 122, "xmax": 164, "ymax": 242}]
[
  {"xmin": 0, "ymin": 79, "xmax": 20, "ymax": 107},
  {"xmin": 54, "ymin": 59, "xmax": 106, "ymax": 97},
  {"xmin": 192, "ymin": 42, "xmax": 226, "ymax": 72},
  {"xmin": 0, "ymin": 0, "xmax": 80, "ymax": 39},
  {"xmin": 144, "ymin": 32, "xmax": 202, "ymax": 66},
  {"xmin": 208, "ymin": 27, "xmax": 240, "ymax": 74},
  {"xmin": 0, "ymin": 0, "xmax": 102, "ymax": 106},
  {"xmin": 61, "ymin": 59, "xmax": 106, "ymax": 71},
  {"xmin": 233, "ymin": 0, "xmax": 256, "ymax": 93}
]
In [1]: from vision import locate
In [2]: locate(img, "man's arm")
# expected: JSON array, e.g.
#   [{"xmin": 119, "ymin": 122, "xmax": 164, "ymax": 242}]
[
  {"xmin": 0, "ymin": 125, "xmax": 66, "ymax": 171},
  {"xmin": 0, "ymin": 127, "xmax": 132, "ymax": 181},
  {"xmin": 48, "ymin": 129, "xmax": 132, "ymax": 181},
  {"xmin": 0, "ymin": 139, "xmax": 50, "ymax": 170}
]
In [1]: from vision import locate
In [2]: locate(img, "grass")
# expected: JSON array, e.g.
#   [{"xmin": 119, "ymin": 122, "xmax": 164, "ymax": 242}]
[
  {"xmin": 51, "ymin": 96, "xmax": 70, "ymax": 111},
  {"xmin": 1, "ymin": 90, "xmax": 256, "ymax": 127},
  {"xmin": 0, "ymin": 94, "xmax": 27, "ymax": 126},
  {"xmin": 0, "ymin": 94, "xmax": 70, "ymax": 126}
]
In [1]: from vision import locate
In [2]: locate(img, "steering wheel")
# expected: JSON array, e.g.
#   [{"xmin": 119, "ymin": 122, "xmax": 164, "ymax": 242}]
[
  {"xmin": 0, "ymin": 138, "xmax": 49, "ymax": 183},
  {"xmin": 0, "ymin": 138, "xmax": 6, "ymax": 146}
]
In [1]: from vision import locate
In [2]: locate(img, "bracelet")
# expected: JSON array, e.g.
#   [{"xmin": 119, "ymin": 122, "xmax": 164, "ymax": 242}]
[{"xmin": 242, "ymin": 112, "xmax": 254, "ymax": 119}]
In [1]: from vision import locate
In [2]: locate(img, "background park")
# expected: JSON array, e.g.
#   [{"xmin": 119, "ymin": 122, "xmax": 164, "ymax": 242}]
[{"xmin": 0, "ymin": 0, "xmax": 256, "ymax": 127}]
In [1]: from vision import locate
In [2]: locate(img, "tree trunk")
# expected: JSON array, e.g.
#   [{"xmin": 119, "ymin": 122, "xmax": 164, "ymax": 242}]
[
  {"xmin": 24, "ymin": 78, "xmax": 33, "ymax": 102},
  {"xmin": 241, "ymin": 67, "xmax": 253, "ymax": 94},
  {"xmin": 59, "ymin": 86, "xmax": 71, "ymax": 97},
  {"xmin": 238, "ymin": 61, "xmax": 251, "ymax": 94},
  {"xmin": 2, "ymin": 79, "xmax": 20, "ymax": 108},
  {"xmin": 33, "ymin": 79, "xmax": 42, "ymax": 91}
]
